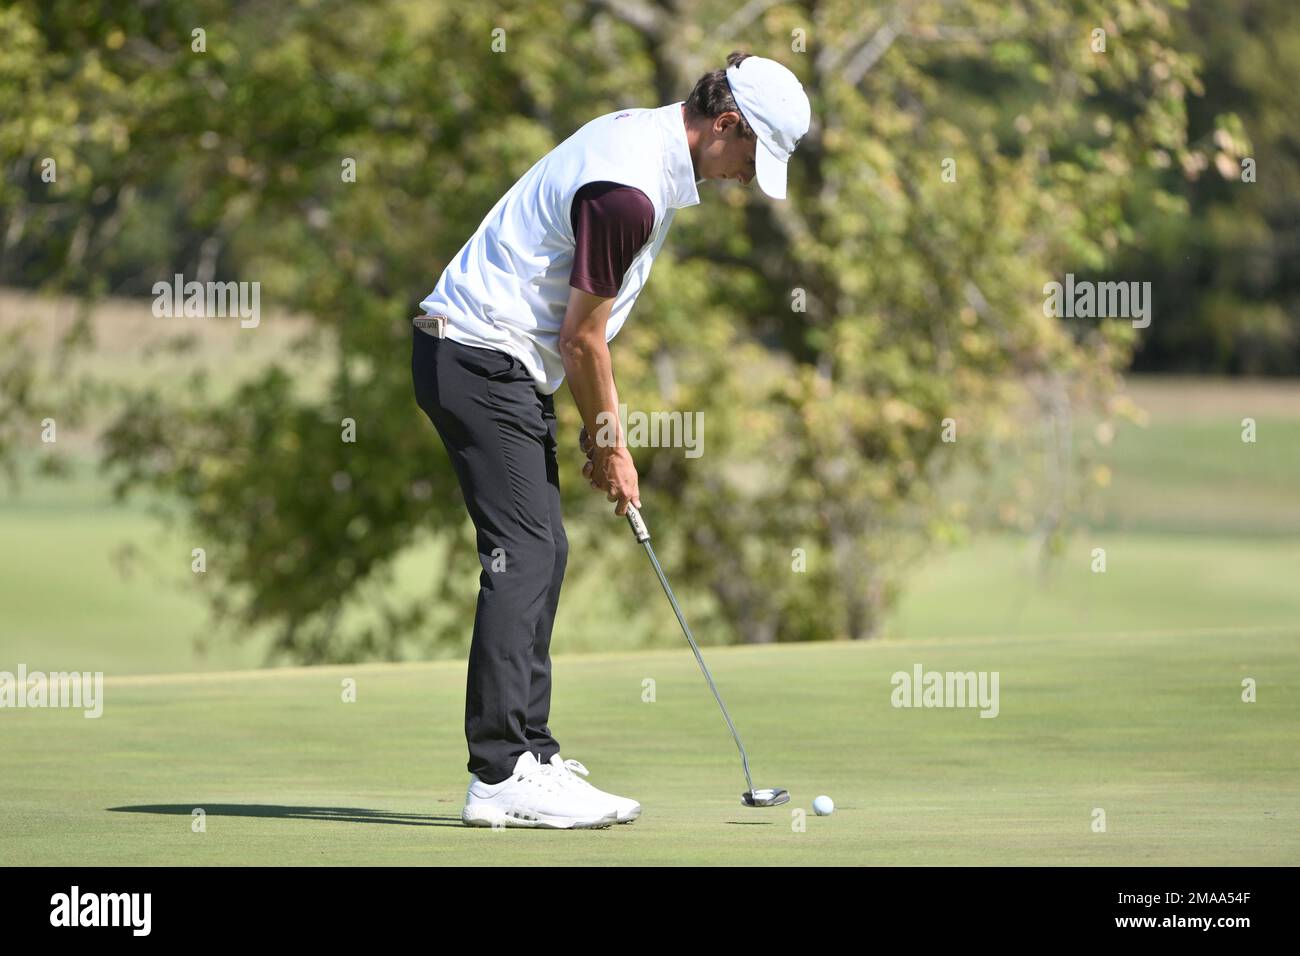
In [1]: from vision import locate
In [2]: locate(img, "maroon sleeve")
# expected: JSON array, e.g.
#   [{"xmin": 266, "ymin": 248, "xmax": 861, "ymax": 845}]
[{"xmin": 569, "ymin": 181, "xmax": 656, "ymax": 298}]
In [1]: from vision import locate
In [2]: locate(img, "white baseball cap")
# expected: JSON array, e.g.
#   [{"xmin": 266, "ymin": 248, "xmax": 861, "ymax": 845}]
[{"xmin": 725, "ymin": 56, "xmax": 811, "ymax": 200}]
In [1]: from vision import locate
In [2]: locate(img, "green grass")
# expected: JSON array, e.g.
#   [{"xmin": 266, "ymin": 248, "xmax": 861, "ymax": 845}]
[
  {"xmin": 3, "ymin": 290, "xmax": 1299, "ymax": 863},
  {"xmin": 1093, "ymin": 418, "xmax": 1300, "ymax": 535},
  {"xmin": 0, "ymin": 454, "xmax": 269, "ymax": 674},
  {"xmin": 1, "ymin": 629, "xmax": 1294, "ymax": 865},
  {"xmin": 891, "ymin": 533, "xmax": 1300, "ymax": 640}
]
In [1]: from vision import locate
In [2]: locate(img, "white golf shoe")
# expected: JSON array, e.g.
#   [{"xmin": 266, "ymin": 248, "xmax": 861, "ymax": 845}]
[
  {"xmin": 461, "ymin": 751, "xmax": 618, "ymax": 829},
  {"xmin": 546, "ymin": 754, "xmax": 641, "ymax": 824}
]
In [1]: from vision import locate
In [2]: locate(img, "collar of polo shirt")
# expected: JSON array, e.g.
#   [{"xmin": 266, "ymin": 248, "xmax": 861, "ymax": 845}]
[{"xmin": 656, "ymin": 102, "xmax": 701, "ymax": 211}]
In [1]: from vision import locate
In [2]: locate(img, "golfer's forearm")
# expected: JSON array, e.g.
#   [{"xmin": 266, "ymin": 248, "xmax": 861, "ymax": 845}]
[{"xmin": 561, "ymin": 333, "xmax": 622, "ymax": 446}]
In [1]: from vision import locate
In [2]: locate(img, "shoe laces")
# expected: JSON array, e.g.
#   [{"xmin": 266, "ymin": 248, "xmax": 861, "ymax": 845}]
[
  {"xmin": 548, "ymin": 757, "xmax": 597, "ymax": 793},
  {"xmin": 561, "ymin": 758, "xmax": 590, "ymax": 779},
  {"xmin": 516, "ymin": 762, "xmax": 563, "ymax": 795}
]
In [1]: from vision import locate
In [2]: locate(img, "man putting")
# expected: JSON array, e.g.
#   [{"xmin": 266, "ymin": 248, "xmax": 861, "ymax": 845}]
[{"xmin": 412, "ymin": 52, "xmax": 811, "ymax": 829}]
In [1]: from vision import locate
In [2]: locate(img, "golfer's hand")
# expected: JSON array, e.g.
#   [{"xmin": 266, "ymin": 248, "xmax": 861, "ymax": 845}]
[
  {"xmin": 579, "ymin": 425, "xmax": 595, "ymax": 460},
  {"xmin": 584, "ymin": 444, "xmax": 640, "ymax": 516}
]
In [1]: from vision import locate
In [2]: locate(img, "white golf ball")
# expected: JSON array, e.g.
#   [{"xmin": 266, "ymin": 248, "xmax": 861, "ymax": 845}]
[{"xmin": 813, "ymin": 795, "xmax": 834, "ymax": 816}]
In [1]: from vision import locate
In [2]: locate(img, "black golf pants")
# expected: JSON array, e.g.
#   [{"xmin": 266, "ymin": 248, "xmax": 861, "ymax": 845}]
[{"xmin": 411, "ymin": 326, "xmax": 565, "ymax": 784}]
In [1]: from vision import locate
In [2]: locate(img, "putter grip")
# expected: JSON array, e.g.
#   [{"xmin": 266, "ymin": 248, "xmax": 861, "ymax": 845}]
[{"xmin": 626, "ymin": 503, "xmax": 651, "ymax": 543}]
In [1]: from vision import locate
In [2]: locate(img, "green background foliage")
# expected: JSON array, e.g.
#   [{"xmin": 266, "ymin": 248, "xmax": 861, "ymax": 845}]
[{"xmin": 1, "ymin": 0, "xmax": 1293, "ymax": 663}]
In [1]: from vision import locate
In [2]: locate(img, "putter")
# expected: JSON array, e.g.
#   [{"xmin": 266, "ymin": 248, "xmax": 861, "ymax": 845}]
[{"xmin": 624, "ymin": 503, "xmax": 789, "ymax": 808}]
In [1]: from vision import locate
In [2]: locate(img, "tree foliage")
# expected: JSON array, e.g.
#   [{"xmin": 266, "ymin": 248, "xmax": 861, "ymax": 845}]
[{"xmin": 0, "ymin": 0, "xmax": 1225, "ymax": 659}]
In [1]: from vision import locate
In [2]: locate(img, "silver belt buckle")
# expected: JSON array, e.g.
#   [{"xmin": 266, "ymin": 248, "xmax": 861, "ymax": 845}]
[{"xmin": 413, "ymin": 314, "xmax": 447, "ymax": 338}]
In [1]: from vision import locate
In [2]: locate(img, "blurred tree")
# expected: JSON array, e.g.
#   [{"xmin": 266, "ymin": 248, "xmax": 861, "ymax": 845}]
[
  {"xmin": 1, "ymin": 0, "xmax": 1212, "ymax": 658},
  {"xmin": 1121, "ymin": 0, "xmax": 1300, "ymax": 374}
]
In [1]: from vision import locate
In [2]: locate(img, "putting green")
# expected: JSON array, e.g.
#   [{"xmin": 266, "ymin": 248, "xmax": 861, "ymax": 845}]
[{"xmin": 1, "ymin": 626, "xmax": 1295, "ymax": 865}]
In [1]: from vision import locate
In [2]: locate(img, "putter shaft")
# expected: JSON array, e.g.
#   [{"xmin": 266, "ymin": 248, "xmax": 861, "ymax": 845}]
[{"xmin": 626, "ymin": 505, "xmax": 757, "ymax": 795}]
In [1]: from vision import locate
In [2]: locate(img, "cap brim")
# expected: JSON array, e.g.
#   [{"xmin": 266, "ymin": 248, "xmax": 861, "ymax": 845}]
[{"xmin": 754, "ymin": 138, "xmax": 788, "ymax": 199}]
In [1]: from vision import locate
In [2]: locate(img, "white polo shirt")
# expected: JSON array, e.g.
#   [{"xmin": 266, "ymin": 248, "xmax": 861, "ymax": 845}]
[{"xmin": 417, "ymin": 102, "xmax": 700, "ymax": 395}]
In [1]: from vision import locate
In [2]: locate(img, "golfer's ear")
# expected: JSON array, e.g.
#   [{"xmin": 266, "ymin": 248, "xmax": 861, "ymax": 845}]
[{"xmin": 559, "ymin": 287, "xmax": 614, "ymax": 347}]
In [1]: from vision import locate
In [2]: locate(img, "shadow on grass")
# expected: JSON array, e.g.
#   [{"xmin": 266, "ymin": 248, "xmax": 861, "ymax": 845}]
[{"xmin": 108, "ymin": 804, "xmax": 464, "ymax": 827}]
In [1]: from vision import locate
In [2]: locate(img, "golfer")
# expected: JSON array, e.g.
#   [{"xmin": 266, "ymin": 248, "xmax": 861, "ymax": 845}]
[{"xmin": 412, "ymin": 51, "xmax": 811, "ymax": 828}]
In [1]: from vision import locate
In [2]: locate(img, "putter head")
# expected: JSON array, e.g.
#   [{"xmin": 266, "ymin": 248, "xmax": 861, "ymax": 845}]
[{"xmin": 742, "ymin": 788, "xmax": 790, "ymax": 808}]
